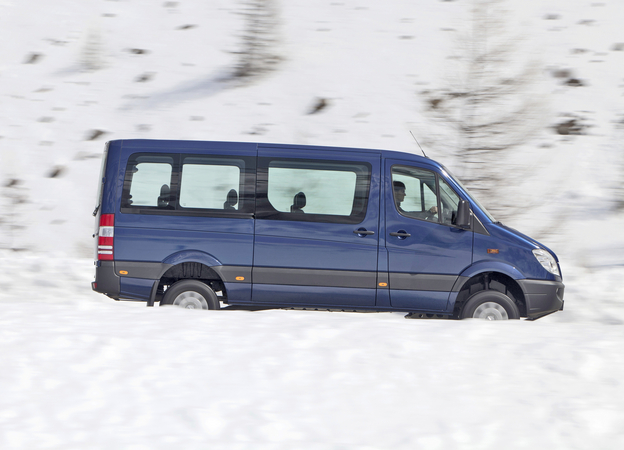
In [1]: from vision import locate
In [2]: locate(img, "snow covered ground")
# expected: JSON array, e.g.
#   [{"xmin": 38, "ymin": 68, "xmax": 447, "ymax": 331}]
[
  {"xmin": 1, "ymin": 0, "xmax": 624, "ymax": 448},
  {"xmin": 1, "ymin": 253, "xmax": 623, "ymax": 449}
]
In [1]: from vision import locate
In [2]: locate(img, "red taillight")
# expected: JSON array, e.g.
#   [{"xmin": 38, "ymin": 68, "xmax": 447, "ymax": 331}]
[{"xmin": 98, "ymin": 214, "xmax": 114, "ymax": 261}]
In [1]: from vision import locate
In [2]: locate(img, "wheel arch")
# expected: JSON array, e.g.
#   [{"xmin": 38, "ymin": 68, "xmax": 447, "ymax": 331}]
[
  {"xmin": 162, "ymin": 250, "xmax": 222, "ymax": 267},
  {"xmin": 453, "ymin": 266, "xmax": 527, "ymax": 318},
  {"xmin": 459, "ymin": 261, "xmax": 525, "ymax": 281},
  {"xmin": 157, "ymin": 251, "xmax": 226, "ymax": 302}
]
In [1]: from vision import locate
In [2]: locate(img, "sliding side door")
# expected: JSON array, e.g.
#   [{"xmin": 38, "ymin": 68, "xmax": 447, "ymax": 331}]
[{"xmin": 252, "ymin": 146, "xmax": 381, "ymax": 307}]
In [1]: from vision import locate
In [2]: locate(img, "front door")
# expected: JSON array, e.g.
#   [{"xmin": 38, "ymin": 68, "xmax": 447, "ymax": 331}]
[
  {"xmin": 252, "ymin": 146, "xmax": 381, "ymax": 307},
  {"xmin": 385, "ymin": 160, "xmax": 473, "ymax": 311}
]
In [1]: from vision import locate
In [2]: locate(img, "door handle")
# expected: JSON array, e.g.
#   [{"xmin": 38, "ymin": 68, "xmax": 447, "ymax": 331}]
[
  {"xmin": 354, "ymin": 228, "xmax": 375, "ymax": 236},
  {"xmin": 390, "ymin": 231, "xmax": 411, "ymax": 238}
]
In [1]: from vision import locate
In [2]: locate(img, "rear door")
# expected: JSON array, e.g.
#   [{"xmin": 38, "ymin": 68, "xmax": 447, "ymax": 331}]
[
  {"xmin": 385, "ymin": 159, "xmax": 473, "ymax": 311},
  {"xmin": 252, "ymin": 145, "xmax": 381, "ymax": 307}
]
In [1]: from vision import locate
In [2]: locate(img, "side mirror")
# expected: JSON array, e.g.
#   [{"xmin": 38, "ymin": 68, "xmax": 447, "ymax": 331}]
[{"xmin": 455, "ymin": 200, "xmax": 471, "ymax": 229}]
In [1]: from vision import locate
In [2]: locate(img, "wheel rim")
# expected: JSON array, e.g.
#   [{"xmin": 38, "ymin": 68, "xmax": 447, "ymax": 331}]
[
  {"xmin": 472, "ymin": 302, "xmax": 509, "ymax": 320},
  {"xmin": 173, "ymin": 291, "xmax": 208, "ymax": 309}
]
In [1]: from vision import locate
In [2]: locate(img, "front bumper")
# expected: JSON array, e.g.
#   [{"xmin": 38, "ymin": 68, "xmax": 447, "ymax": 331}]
[{"xmin": 518, "ymin": 279, "xmax": 565, "ymax": 319}]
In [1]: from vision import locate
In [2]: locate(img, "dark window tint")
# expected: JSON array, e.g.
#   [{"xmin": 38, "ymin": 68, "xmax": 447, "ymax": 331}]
[{"xmin": 257, "ymin": 158, "xmax": 371, "ymax": 224}]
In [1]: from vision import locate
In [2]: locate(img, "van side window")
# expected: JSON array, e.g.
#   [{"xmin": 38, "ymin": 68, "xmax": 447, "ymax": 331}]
[
  {"xmin": 124, "ymin": 156, "xmax": 174, "ymax": 208},
  {"xmin": 179, "ymin": 157, "xmax": 242, "ymax": 210},
  {"xmin": 392, "ymin": 166, "xmax": 439, "ymax": 221},
  {"xmin": 257, "ymin": 158, "xmax": 371, "ymax": 224},
  {"xmin": 121, "ymin": 153, "xmax": 254, "ymax": 216},
  {"xmin": 439, "ymin": 178, "xmax": 462, "ymax": 226}
]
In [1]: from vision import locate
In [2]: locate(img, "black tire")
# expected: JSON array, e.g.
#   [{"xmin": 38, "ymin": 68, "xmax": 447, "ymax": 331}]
[
  {"xmin": 460, "ymin": 290, "xmax": 520, "ymax": 320},
  {"xmin": 159, "ymin": 280, "xmax": 220, "ymax": 310}
]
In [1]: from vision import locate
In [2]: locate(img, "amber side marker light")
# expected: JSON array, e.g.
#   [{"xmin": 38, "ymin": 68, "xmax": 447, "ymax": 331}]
[
  {"xmin": 379, "ymin": 282, "xmax": 388, "ymax": 287},
  {"xmin": 236, "ymin": 276, "xmax": 245, "ymax": 281},
  {"xmin": 119, "ymin": 270, "xmax": 128, "ymax": 275},
  {"xmin": 487, "ymin": 249, "xmax": 499, "ymax": 254}
]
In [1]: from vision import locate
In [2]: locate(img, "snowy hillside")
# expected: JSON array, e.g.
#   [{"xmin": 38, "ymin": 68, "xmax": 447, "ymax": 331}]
[
  {"xmin": 1, "ymin": 0, "xmax": 623, "ymax": 261},
  {"xmin": 1, "ymin": 0, "xmax": 624, "ymax": 449}
]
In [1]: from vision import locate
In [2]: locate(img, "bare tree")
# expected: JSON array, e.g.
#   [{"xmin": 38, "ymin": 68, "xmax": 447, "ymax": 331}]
[
  {"xmin": 233, "ymin": 0, "xmax": 281, "ymax": 79},
  {"xmin": 613, "ymin": 116, "xmax": 624, "ymax": 211},
  {"xmin": 81, "ymin": 25, "xmax": 105, "ymax": 72},
  {"xmin": 420, "ymin": 0, "xmax": 546, "ymax": 217},
  {"xmin": 1, "ymin": 179, "xmax": 28, "ymax": 251}
]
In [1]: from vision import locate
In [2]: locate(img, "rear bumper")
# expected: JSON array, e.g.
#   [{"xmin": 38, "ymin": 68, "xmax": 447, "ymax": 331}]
[
  {"xmin": 92, "ymin": 261, "xmax": 120, "ymax": 299},
  {"xmin": 518, "ymin": 279, "xmax": 565, "ymax": 319}
]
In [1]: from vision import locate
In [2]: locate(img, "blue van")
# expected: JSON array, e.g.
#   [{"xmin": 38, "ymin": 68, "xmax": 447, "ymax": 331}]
[{"xmin": 92, "ymin": 140, "xmax": 564, "ymax": 320}]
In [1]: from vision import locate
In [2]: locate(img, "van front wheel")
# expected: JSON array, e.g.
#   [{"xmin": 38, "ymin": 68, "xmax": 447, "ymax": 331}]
[
  {"xmin": 160, "ymin": 280, "xmax": 220, "ymax": 310},
  {"xmin": 460, "ymin": 291, "xmax": 519, "ymax": 320}
]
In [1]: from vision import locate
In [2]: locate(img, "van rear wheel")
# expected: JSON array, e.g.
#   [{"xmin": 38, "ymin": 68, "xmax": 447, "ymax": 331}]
[
  {"xmin": 160, "ymin": 280, "xmax": 220, "ymax": 310},
  {"xmin": 460, "ymin": 291, "xmax": 519, "ymax": 320}
]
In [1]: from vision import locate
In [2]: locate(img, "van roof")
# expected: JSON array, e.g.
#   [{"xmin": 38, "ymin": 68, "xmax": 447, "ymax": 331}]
[{"xmin": 111, "ymin": 139, "xmax": 436, "ymax": 166}]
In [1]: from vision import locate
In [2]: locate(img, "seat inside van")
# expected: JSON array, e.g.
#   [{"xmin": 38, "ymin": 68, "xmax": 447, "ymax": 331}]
[{"xmin": 290, "ymin": 192, "xmax": 306, "ymax": 213}]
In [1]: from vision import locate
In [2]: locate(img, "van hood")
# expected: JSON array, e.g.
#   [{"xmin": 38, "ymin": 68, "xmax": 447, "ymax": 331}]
[{"xmin": 489, "ymin": 222, "xmax": 559, "ymax": 262}]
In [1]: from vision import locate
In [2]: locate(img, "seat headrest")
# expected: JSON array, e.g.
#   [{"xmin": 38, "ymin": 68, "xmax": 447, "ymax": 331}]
[
  {"xmin": 225, "ymin": 189, "xmax": 238, "ymax": 207},
  {"xmin": 294, "ymin": 191, "xmax": 306, "ymax": 208}
]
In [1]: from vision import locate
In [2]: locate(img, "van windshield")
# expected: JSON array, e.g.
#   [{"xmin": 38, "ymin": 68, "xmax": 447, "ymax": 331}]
[{"xmin": 441, "ymin": 166, "xmax": 496, "ymax": 223}]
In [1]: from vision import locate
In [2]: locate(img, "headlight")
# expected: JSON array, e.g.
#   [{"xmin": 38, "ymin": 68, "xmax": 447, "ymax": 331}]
[{"xmin": 532, "ymin": 249, "xmax": 560, "ymax": 277}]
